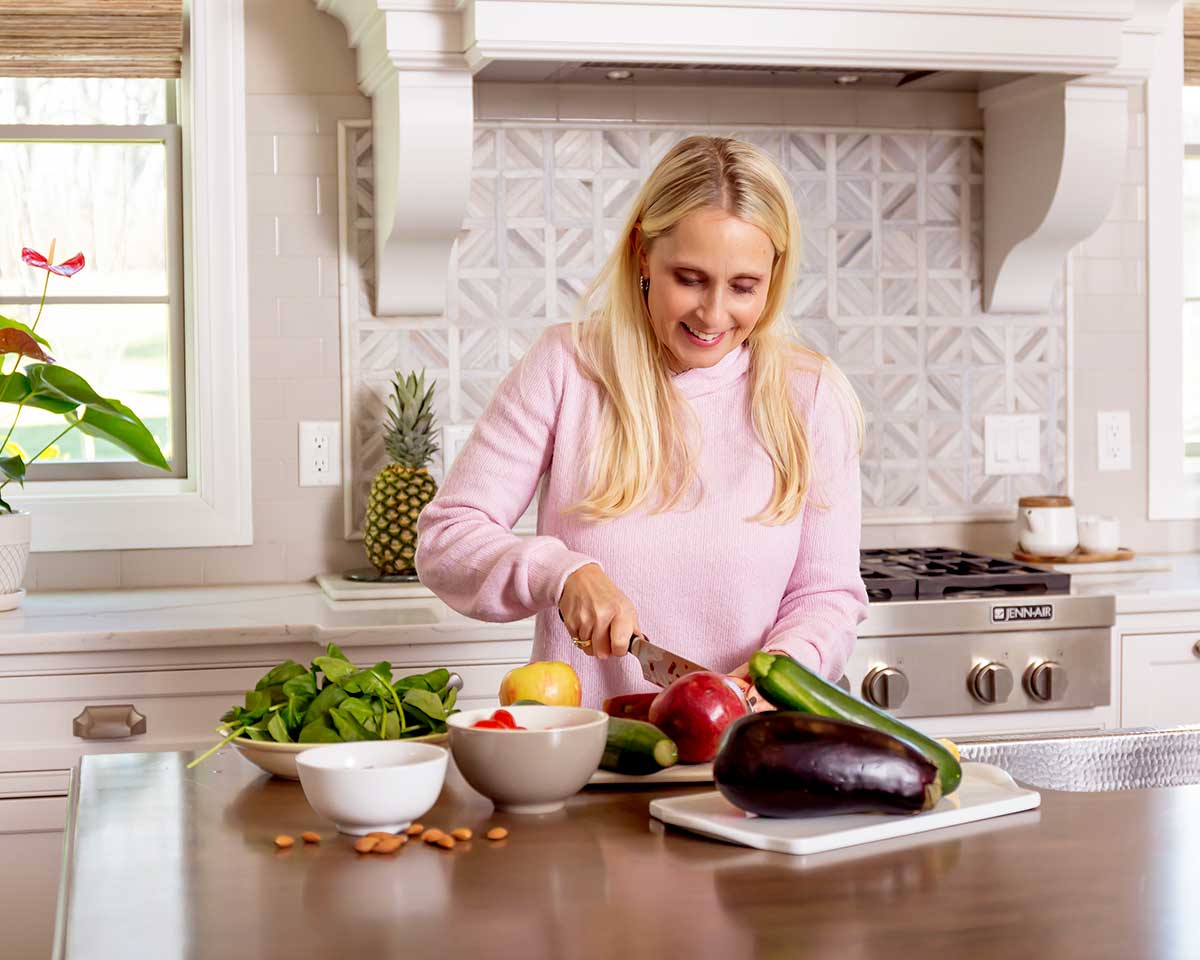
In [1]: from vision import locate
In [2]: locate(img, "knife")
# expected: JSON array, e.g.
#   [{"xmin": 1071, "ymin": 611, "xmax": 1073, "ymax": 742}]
[{"xmin": 628, "ymin": 634, "xmax": 760, "ymax": 709}]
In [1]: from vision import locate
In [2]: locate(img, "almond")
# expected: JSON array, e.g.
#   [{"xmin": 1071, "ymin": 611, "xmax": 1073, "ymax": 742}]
[
  {"xmin": 435, "ymin": 835, "xmax": 456, "ymax": 850},
  {"xmin": 354, "ymin": 836, "xmax": 380, "ymax": 854},
  {"xmin": 486, "ymin": 827, "xmax": 509, "ymax": 841},
  {"xmin": 274, "ymin": 835, "xmax": 295, "ymax": 849},
  {"xmin": 451, "ymin": 828, "xmax": 472, "ymax": 841},
  {"xmin": 300, "ymin": 832, "xmax": 321, "ymax": 844}
]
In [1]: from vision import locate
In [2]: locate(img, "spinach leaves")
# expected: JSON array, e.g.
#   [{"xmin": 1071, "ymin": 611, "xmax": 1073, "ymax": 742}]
[{"xmin": 186, "ymin": 644, "xmax": 459, "ymax": 769}]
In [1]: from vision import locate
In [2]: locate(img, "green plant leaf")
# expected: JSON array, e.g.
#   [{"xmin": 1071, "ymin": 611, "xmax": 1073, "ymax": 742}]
[
  {"xmin": 0, "ymin": 455, "xmax": 24, "ymax": 486},
  {"xmin": 0, "ymin": 372, "xmax": 79, "ymax": 414},
  {"xmin": 328, "ymin": 705, "xmax": 375, "ymax": 741},
  {"xmin": 267, "ymin": 712, "xmax": 292, "ymax": 743},
  {"xmin": 301, "ymin": 683, "xmax": 347, "ymax": 726},
  {"xmin": 244, "ymin": 689, "xmax": 272, "ymax": 714},
  {"xmin": 325, "ymin": 643, "xmax": 349, "ymax": 661},
  {"xmin": 282, "ymin": 671, "xmax": 317, "ymax": 700},
  {"xmin": 402, "ymin": 687, "xmax": 447, "ymax": 721},
  {"xmin": 298, "ymin": 718, "xmax": 342, "ymax": 743},
  {"xmin": 67, "ymin": 400, "xmax": 170, "ymax": 471},
  {"xmin": 255, "ymin": 660, "xmax": 307, "ymax": 691},
  {"xmin": 340, "ymin": 667, "xmax": 393, "ymax": 699},
  {"xmin": 0, "ymin": 314, "xmax": 51, "ymax": 349},
  {"xmin": 314, "ymin": 656, "xmax": 354, "ymax": 685},
  {"xmin": 25, "ymin": 365, "xmax": 125, "ymax": 419}
]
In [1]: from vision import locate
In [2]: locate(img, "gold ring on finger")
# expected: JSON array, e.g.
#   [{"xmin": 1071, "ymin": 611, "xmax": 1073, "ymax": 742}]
[{"xmin": 571, "ymin": 636, "xmax": 590, "ymax": 650}]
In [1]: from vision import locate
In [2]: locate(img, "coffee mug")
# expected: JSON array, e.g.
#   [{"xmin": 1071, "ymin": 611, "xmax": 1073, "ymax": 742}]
[
  {"xmin": 1078, "ymin": 514, "xmax": 1120, "ymax": 554},
  {"xmin": 1017, "ymin": 495, "xmax": 1078, "ymax": 556}
]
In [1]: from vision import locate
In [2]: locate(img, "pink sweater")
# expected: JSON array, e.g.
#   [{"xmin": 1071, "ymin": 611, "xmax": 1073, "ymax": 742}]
[{"xmin": 415, "ymin": 323, "xmax": 868, "ymax": 708}]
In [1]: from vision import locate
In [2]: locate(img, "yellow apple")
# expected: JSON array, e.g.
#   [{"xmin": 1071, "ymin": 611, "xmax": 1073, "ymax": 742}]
[{"xmin": 498, "ymin": 661, "xmax": 581, "ymax": 707}]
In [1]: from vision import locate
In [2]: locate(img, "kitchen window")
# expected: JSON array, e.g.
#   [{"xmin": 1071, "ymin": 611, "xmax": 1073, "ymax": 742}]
[
  {"xmin": 0, "ymin": 77, "xmax": 186, "ymax": 480},
  {"xmin": 0, "ymin": 2, "xmax": 252, "ymax": 550}
]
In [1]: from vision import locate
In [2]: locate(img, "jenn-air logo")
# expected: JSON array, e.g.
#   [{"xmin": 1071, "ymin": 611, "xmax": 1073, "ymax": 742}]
[{"xmin": 992, "ymin": 603, "xmax": 1054, "ymax": 623}]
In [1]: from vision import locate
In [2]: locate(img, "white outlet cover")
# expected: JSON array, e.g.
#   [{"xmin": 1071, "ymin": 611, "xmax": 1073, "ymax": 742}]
[
  {"xmin": 1097, "ymin": 410, "xmax": 1132, "ymax": 471},
  {"xmin": 299, "ymin": 421, "xmax": 342, "ymax": 487}
]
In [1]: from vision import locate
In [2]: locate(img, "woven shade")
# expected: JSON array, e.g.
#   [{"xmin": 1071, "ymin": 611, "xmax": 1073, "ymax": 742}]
[
  {"xmin": 1188, "ymin": 2, "xmax": 1200, "ymax": 85},
  {"xmin": 0, "ymin": 0, "xmax": 182, "ymax": 78}
]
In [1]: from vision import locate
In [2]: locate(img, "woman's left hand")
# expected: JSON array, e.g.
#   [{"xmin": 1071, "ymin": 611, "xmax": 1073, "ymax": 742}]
[{"xmin": 728, "ymin": 665, "xmax": 774, "ymax": 713}]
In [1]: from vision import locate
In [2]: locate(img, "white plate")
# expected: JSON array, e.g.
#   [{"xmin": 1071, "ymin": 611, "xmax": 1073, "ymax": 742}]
[
  {"xmin": 648, "ymin": 762, "xmax": 1040, "ymax": 855},
  {"xmin": 588, "ymin": 762, "xmax": 713, "ymax": 786},
  {"xmin": 231, "ymin": 731, "xmax": 448, "ymax": 780}
]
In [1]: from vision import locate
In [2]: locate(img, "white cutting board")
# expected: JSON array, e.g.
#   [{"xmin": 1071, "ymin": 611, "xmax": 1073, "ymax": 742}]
[
  {"xmin": 589, "ymin": 762, "xmax": 713, "ymax": 786},
  {"xmin": 649, "ymin": 762, "xmax": 1039, "ymax": 855}
]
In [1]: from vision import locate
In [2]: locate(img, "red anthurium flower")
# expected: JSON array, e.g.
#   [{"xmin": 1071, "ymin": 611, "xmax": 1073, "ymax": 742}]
[{"xmin": 21, "ymin": 247, "xmax": 85, "ymax": 277}]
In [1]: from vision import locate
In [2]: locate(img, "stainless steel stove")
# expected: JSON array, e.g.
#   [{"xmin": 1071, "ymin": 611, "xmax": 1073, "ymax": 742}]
[{"xmin": 845, "ymin": 548, "xmax": 1115, "ymax": 724}]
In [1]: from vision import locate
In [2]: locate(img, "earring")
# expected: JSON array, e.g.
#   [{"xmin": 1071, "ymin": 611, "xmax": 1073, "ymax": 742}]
[{"xmin": 640, "ymin": 275, "xmax": 650, "ymax": 297}]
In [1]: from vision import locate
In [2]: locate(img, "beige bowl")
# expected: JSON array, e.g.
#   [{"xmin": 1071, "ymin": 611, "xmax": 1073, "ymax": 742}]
[
  {"xmin": 231, "ymin": 731, "xmax": 449, "ymax": 780},
  {"xmin": 447, "ymin": 705, "xmax": 608, "ymax": 814}
]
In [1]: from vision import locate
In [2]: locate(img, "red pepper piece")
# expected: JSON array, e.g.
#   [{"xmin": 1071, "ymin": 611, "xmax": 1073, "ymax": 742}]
[{"xmin": 473, "ymin": 719, "xmax": 505, "ymax": 729}]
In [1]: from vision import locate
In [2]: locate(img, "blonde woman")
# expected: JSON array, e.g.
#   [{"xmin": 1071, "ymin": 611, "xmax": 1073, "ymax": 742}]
[{"xmin": 416, "ymin": 135, "xmax": 868, "ymax": 708}]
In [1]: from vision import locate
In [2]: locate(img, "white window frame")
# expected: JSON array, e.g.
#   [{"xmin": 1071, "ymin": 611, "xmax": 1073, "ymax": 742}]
[
  {"xmin": 1148, "ymin": 2, "xmax": 1200, "ymax": 519},
  {"xmin": 8, "ymin": 0, "xmax": 252, "ymax": 550}
]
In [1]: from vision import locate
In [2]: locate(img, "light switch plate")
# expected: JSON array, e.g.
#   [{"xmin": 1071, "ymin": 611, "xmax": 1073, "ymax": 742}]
[
  {"xmin": 299, "ymin": 421, "xmax": 341, "ymax": 487},
  {"xmin": 440, "ymin": 424, "xmax": 473, "ymax": 475},
  {"xmin": 984, "ymin": 414, "xmax": 1040, "ymax": 476},
  {"xmin": 1097, "ymin": 410, "xmax": 1132, "ymax": 471}
]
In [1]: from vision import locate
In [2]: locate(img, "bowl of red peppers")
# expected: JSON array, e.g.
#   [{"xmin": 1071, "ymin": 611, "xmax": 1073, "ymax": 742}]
[{"xmin": 447, "ymin": 705, "xmax": 608, "ymax": 814}]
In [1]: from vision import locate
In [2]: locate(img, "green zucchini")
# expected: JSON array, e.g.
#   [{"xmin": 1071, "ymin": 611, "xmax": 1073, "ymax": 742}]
[
  {"xmin": 748, "ymin": 652, "xmax": 963, "ymax": 795},
  {"xmin": 601, "ymin": 718, "xmax": 679, "ymax": 776}
]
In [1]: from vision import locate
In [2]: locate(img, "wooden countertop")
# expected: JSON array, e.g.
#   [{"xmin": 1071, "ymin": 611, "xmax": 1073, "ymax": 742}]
[{"xmin": 55, "ymin": 751, "xmax": 1200, "ymax": 960}]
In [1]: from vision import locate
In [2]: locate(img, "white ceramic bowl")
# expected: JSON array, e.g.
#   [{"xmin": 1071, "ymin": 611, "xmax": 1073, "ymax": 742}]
[
  {"xmin": 447, "ymin": 705, "xmax": 608, "ymax": 814},
  {"xmin": 231, "ymin": 731, "xmax": 448, "ymax": 780},
  {"xmin": 295, "ymin": 740, "xmax": 449, "ymax": 835}
]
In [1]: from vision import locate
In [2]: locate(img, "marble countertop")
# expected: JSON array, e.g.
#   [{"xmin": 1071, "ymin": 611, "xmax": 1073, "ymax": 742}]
[{"xmin": 0, "ymin": 553, "xmax": 1195, "ymax": 658}]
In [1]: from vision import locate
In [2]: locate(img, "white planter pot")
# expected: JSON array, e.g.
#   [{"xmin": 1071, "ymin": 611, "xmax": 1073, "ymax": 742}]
[{"xmin": 0, "ymin": 511, "xmax": 31, "ymax": 604}]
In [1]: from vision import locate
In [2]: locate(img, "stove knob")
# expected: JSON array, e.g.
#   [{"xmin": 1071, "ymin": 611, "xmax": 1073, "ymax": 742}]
[
  {"xmin": 968, "ymin": 662, "xmax": 1014, "ymax": 704},
  {"xmin": 1025, "ymin": 660, "xmax": 1068, "ymax": 702},
  {"xmin": 862, "ymin": 666, "xmax": 909, "ymax": 710}
]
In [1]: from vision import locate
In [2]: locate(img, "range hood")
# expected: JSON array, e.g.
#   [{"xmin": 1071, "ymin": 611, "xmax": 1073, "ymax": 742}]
[{"xmin": 315, "ymin": 0, "xmax": 1176, "ymax": 318}]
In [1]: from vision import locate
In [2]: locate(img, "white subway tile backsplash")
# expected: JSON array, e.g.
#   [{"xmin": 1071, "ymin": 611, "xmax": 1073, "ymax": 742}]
[
  {"xmin": 201, "ymin": 543, "xmax": 287, "ymax": 585},
  {"xmin": 250, "ymin": 379, "xmax": 285, "ymax": 420},
  {"xmin": 248, "ymin": 295, "xmax": 280, "ymax": 338},
  {"xmin": 282, "ymin": 378, "xmax": 342, "ymax": 420},
  {"xmin": 255, "ymin": 255, "xmax": 322, "ymax": 298},
  {"xmin": 707, "ymin": 88, "xmax": 784, "ymax": 125},
  {"xmin": 246, "ymin": 133, "xmax": 276, "ymax": 174},
  {"xmin": 634, "ymin": 86, "xmax": 709, "ymax": 124},
  {"xmin": 252, "ymin": 337, "xmax": 327, "ymax": 380},
  {"xmin": 318, "ymin": 256, "xmax": 341, "ymax": 297},
  {"xmin": 120, "ymin": 549, "xmax": 206, "ymax": 588},
  {"xmin": 248, "ymin": 215, "xmax": 280, "ymax": 258},
  {"xmin": 246, "ymin": 94, "xmax": 320, "ymax": 134},
  {"xmin": 276, "ymin": 214, "xmax": 337, "ymax": 257},
  {"xmin": 557, "ymin": 84, "xmax": 636, "ymax": 122},
  {"xmin": 476, "ymin": 83, "xmax": 557, "ymax": 121},
  {"xmin": 276, "ymin": 134, "xmax": 338, "ymax": 175},
  {"xmin": 279, "ymin": 297, "xmax": 340, "ymax": 339},
  {"xmin": 247, "ymin": 174, "xmax": 321, "ymax": 216},
  {"xmin": 313, "ymin": 94, "xmax": 371, "ymax": 134}
]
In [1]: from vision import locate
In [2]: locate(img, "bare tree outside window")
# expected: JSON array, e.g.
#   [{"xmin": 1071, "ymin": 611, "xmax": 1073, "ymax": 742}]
[{"xmin": 0, "ymin": 77, "xmax": 183, "ymax": 477}]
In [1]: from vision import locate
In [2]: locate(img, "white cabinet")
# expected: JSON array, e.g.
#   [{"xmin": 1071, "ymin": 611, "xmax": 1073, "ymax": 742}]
[
  {"xmin": 1121, "ymin": 628, "xmax": 1200, "ymax": 728},
  {"xmin": 0, "ymin": 633, "xmax": 534, "ymax": 833}
]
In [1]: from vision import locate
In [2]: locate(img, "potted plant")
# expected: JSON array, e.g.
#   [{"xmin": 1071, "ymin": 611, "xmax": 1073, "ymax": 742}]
[{"xmin": 0, "ymin": 243, "xmax": 170, "ymax": 605}]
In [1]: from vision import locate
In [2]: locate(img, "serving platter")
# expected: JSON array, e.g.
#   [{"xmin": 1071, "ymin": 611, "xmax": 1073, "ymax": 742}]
[{"xmin": 648, "ymin": 762, "xmax": 1039, "ymax": 855}]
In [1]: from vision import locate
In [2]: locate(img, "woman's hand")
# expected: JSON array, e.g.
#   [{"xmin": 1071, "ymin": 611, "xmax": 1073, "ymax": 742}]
[
  {"xmin": 558, "ymin": 564, "xmax": 640, "ymax": 660},
  {"xmin": 728, "ymin": 664, "xmax": 775, "ymax": 713}
]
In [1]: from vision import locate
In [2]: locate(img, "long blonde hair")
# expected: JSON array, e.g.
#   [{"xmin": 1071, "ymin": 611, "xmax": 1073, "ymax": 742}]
[{"xmin": 565, "ymin": 135, "xmax": 863, "ymax": 525}]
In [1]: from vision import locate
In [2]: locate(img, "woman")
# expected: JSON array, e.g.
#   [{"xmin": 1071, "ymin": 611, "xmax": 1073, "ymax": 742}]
[{"xmin": 415, "ymin": 135, "xmax": 868, "ymax": 708}]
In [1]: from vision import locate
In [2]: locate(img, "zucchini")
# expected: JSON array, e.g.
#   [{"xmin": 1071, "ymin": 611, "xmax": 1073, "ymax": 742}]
[
  {"xmin": 601, "ymin": 718, "xmax": 679, "ymax": 775},
  {"xmin": 714, "ymin": 712, "xmax": 942, "ymax": 817},
  {"xmin": 748, "ymin": 652, "xmax": 963, "ymax": 795}
]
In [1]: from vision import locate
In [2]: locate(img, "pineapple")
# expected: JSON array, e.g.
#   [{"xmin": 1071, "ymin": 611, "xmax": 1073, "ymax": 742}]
[{"xmin": 364, "ymin": 370, "xmax": 440, "ymax": 577}]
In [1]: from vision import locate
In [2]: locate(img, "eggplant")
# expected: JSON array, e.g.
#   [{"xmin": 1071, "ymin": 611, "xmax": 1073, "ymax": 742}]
[{"xmin": 713, "ymin": 712, "xmax": 943, "ymax": 818}]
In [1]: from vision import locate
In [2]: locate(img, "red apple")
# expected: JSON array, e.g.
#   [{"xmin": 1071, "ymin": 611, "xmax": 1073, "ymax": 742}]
[{"xmin": 648, "ymin": 672, "xmax": 749, "ymax": 764}]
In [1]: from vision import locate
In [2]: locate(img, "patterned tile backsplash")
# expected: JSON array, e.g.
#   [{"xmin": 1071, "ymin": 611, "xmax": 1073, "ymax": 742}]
[{"xmin": 338, "ymin": 120, "xmax": 1066, "ymax": 535}]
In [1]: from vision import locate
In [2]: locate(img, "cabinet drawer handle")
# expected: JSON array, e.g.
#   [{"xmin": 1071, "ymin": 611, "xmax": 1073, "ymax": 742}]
[
  {"xmin": 1194, "ymin": 640, "xmax": 1200, "ymax": 660},
  {"xmin": 73, "ymin": 705, "xmax": 147, "ymax": 740}
]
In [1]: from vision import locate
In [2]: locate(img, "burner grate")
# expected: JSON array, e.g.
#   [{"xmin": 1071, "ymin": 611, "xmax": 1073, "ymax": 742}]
[{"xmin": 859, "ymin": 547, "xmax": 1070, "ymax": 600}]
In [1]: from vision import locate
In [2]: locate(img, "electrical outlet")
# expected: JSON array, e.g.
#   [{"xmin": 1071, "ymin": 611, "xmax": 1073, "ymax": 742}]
[
  {"xmin": 984, "ymin": 414, "xmax": 1040, "ymax": 476},
  {"xmin": 299, "ymin": 421, "xmax": 341, "ymax": 487},
  {"xmin": 1097, "ymin": 410, "xmax": 1132, "ymax": 471}
]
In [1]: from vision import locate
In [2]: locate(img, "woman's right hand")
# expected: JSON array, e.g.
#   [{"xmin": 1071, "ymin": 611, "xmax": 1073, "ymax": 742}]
[{"xmin": 558, "ymin": 563, "xmax": 640, "ymax": 660}]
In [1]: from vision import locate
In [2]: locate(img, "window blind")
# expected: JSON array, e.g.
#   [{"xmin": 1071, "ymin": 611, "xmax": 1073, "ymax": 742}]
[{"xmin": 1187, "ymin": 2, "xmax": 1200, "ymax": 85}]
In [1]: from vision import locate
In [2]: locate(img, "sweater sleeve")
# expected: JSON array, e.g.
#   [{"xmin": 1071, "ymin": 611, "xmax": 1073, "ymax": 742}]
[
  {"xmin": 760, "ymin": 366, "xmax": 869, "ymax": 680},
  {"xmin": 414, "ymin": 325, "xmax": 599, "ymax": 622}
]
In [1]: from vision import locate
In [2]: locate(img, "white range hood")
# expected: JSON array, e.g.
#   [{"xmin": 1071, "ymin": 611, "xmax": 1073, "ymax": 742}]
[{"xmin": 315, "ymin": 0, "xmax": 1176, "ymax": 318}]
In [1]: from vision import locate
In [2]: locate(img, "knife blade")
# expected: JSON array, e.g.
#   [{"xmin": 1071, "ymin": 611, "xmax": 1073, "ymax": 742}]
[{"xmin": 628, "ymin": 634, "xmax": 760, "ymax": 709}]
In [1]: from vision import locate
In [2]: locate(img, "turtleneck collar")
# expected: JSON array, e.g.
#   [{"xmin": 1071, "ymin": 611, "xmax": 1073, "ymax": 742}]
[{"xmin": 669, "ymin": 340, "xmax": 751, "ymax": 399}]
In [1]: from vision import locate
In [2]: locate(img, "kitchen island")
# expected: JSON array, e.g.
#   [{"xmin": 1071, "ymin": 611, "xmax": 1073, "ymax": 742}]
[{"xmin": 53, "ymin": 750, "xmax": 1199, "ymax": 959}]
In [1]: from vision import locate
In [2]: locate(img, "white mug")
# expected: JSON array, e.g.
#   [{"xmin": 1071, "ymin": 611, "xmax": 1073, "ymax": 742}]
[
  {"xmin": 1078, "ymin": 514, "xmax": 1120, "ymax": 554},
  {"xmin": 1017, "ymin": 496, "xmax": 1078, "ymax": 556}
]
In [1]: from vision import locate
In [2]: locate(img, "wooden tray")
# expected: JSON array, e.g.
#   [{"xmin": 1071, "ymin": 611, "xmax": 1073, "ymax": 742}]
[
  {"xmin": 588, "ymin": 762, "xmax": 713, "ymax": 786},
  {"xmin": 1014, "ymin": 547, "xmax": 1135, "ymax": 564}
]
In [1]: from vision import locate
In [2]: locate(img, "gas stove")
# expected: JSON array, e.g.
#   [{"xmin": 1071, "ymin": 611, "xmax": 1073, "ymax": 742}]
[{"xmin": 845, "ymin": 547, "xmax": 1115, "ymax": 729}]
